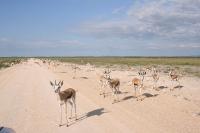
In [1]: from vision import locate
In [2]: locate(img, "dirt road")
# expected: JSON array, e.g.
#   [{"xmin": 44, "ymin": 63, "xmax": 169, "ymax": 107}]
[{"xmin": 0, "ymin": 59, "xmax": 200, "ymax": 133}]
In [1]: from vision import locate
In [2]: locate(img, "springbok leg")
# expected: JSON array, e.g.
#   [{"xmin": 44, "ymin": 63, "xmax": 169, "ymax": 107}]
[
  {"xmin": 59, "ymin": 104, "xmax": 62, "ymax": 127},
  {"xmin": 65, "ymin": 102, "xmax": 69, "ymax": 127}
]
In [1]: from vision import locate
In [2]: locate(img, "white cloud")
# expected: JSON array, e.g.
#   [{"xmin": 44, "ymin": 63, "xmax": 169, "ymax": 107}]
[
  {"xmin": 79, "ymin": 0, "xmax": 200, "ymax": 41},
  {"xmin": 147, "ymin": 43, "xmax": 200, "ymax": 50}
]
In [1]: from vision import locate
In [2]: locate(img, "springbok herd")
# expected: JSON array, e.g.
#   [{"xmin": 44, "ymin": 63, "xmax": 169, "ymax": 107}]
[{"xmin": 41, "ymin": 59, "xmax": 183, "ymax": 127}]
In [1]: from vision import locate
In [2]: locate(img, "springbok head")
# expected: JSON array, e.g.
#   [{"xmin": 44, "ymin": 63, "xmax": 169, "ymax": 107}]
[
  {"xmin": 104, "ymin": 68, "xmax": 111, "ymax": 74},
  {"xmin": 138, "ymin": 70, "xmax": 146, "ymax": 76},
  {"xmin": 50, "ymin": 80, "xmax": 63, "ymax": 93},
  {"xmin": 169, "ymin": 69, "xmax": 176, "ymax": 76},
  {"xmin": 103, "ymin": 68, "xmax": 111, "ymax": 79}
]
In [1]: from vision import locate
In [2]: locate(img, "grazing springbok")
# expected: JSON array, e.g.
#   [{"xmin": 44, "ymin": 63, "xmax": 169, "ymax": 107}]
[
  {"xmin": 107, "ymin": 77, "xmax": 120, "ymax": 103},
  {"xmin": 50, "ymin": 80, "xmax": 77, "ymax": 127},
  {"xmin": 132, "ymin": 78, "xmax": 143, "ymax": 101},
  {"xmin": 169, "ymin": 70, "xmax": 181, "ymax": 90}
]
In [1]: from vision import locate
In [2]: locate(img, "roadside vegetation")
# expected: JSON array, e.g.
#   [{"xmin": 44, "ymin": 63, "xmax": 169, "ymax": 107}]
[
  {"xmin": 40, "ymin": 57, "xmax": 200, "ymax": 77},
  {"xmin": 1, "ymin": 57, "xmax": 200, "ymax": 77},
  {"xmin": 0, "ymin": 57, "xmax": 26, "ymax": 69},
  {"xmin": 40, "ymin": 57, "xmax": 200, "ymax": 66}
]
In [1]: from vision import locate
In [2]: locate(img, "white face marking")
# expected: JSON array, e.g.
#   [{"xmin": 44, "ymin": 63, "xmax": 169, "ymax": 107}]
[
  {"xmin": 54, "ymin": 85, "xmax": 61, "ymax": 93},
  {"xmin": 51, "ymin": 83, "xmax": 61, "ymax": 93},
  {"xmin": 50, "ymin": 81, "xmax": 63, "ymax": 93}
]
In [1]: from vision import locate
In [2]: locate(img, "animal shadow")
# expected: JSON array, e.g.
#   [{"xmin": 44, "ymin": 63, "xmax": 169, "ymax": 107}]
[
  {"xmin": 183, "ymin": 97, "xmax": 191, "ymax": 101},
  {"xmin": 86, "ymin": 108, "xmax": 108, "ymax": 117},
  {"xmin": 158, "ymin": 86, "xmax": 168, "ymax": 90},
  {"xmin": 122, "ymin": 96, "xmax": 135, "ymax": 101},
  {"xmin": 174, "ymin": 85, "xmax": 184, "ymax": 89},
  {"xmin": 69, "ymin": 108, "xmax": 108, "ymax": 126},
  {"xmin": 59, "ymin": 71, "xmax": 67, "ymax": 73},
  {"xmin": 80, "ymin": 77, "xmax": 89, "ymax": 79},
  {"xmin": 142, "ymin": 93, "xmax": 159, "ymax": 98},
  {"xmin": 0, "ymin": 127, "xmax": 16, "ymax": 133},
  {"xmin": 122, "ymin": 93, "xmax": 158, "ymax": 102},
  {"xmin": 117, "ymin": 91, "xmax": 129, "ymax": 95}
]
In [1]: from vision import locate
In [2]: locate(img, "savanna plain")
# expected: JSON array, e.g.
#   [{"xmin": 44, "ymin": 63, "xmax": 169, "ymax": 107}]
[{"xmin": 0, "ymin": 57, "xmax": 200, "ymax": 133}]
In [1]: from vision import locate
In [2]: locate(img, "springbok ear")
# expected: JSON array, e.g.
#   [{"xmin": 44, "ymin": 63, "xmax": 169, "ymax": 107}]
[
  {"xmin": 61, "ymin": 81, "xmax": 63, "ymax": 86},
  {"xmin": 50, "ymin": 81, "xmax": 54, "ymax": 86},
  {"xmin": 58, "ymin": 81, "xmax": 61, "ymax": 85}
]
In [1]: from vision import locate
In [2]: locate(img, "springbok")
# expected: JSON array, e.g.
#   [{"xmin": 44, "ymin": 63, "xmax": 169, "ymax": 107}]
[
  {"xmin": 99, "ymin": 69, "xmax": 111, "ymax": 97},
  {"xmin": 132, "ymin": 78, "xmax": 143, "ymax": 101},
  {"xmin": 107, "ymin": 77, "xmax": 120, "ymax": 103},
  {"xmin": 145, "ymin": 66, "xmax": 152, "ymax": 73},
  {"xmin": 71, "ymin": 64, "xmax": 81, "ymax": 79},
  {"xmin": 138, "ymin": 68, "xmax": 146, "ymax": 87},
  {"xmin": 152, "ymin": 67, "xmax": 159, "ymax": 90},
  {"xmin": 50, "ymin": 80, "xmax": 77, "ymax": 127},
  {"xmin": 169, "ymin": 70, "xmax": 181, "ymax": 90}
]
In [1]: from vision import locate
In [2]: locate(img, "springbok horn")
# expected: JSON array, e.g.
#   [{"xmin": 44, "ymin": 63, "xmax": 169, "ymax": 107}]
[
  {"xmin": 58, "ymin": 81, "xmax": 61, "ymax": 85},
  {"xmin": 55, "ymin": 80, "xmax": 57, "ymax": 85}
]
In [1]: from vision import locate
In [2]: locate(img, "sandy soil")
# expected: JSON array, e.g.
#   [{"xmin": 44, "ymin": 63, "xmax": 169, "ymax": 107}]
[{"xmin": 0, "ymin": 58, "xmax": 200, "ymax": 133}]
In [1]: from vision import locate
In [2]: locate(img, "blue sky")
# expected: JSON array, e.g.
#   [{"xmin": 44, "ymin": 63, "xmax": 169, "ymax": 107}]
[{"xmin": 0, "ymin": 0, "xmax": 200, "ymax": 56}]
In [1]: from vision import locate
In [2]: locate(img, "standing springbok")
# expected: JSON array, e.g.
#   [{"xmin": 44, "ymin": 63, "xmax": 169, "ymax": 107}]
[
  {"xmin": 71, "ymin": 64, "xmax": 81, "ymax": 79},
  {"xmin": 152, "ymin": 67, "xmax": 159, "ymax": 90},
  {"xmin": 169, "ymin": 70, "xmax": 181, "ymax": 90},
  {"xmin": 138, "ymin": 68, "xmax": 147, "ymax": 87},
  {"xmin": 132, "ymin": 78, "xmax": 143, "ymax": 101},
  {"xmin": 107, "ymin": 77, "xmax": 120, "ymax": 103},
  {"xmin": 145, "ymin": 66, "xmax": 152, "ymax": 73},
  {"xmin": 99, "ymin": 69, "xmax": 111, "ymax": 97},
  {"xmin": 50, "ymin": 80, "xmax": 77, "ymax": 127}
]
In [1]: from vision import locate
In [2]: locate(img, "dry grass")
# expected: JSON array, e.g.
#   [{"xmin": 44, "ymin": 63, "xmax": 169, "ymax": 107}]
[
  {"xmin": 1, "ymin": 57, "xmax": 200, "ymax": 77},
  {"xmin": 40, "ymin": 57, "xmax": 200, "ymax": 66},
  {"xmin": 0, "ymin": 57, "xmax": 26, "ymax": 69},
  {"xmin": 39, "ymin": 56, "xmax": 200, "ymax": 77}
]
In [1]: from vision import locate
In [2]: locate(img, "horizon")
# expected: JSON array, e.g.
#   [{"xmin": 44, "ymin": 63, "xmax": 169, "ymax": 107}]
[
  {"xmin": 0, "ymin": 0, "xmax": 200, "ymax": 56},
  {"xmin": 0, "ymin": 56, "xmax": 200, "ymax": 58}
]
